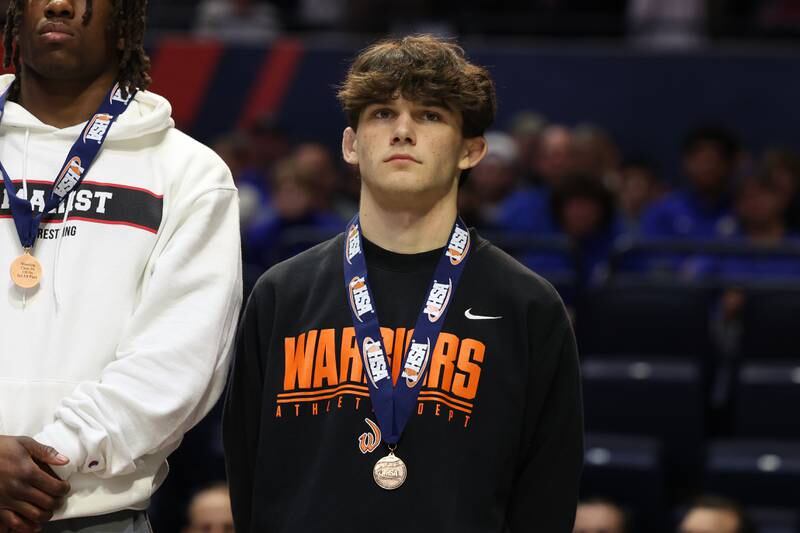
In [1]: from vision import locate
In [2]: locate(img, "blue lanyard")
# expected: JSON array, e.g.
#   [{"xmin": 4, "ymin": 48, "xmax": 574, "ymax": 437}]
[
  {"xmin": 343, "ymin": 215, "xmax": 472, "ymax": 444},
  {"xmin": 0, "ymin": 83, "xmax": 136, "ymax": 249}
]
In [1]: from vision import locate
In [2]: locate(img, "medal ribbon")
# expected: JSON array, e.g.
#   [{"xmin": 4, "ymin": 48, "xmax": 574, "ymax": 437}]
[
  {"xmin": 0, "ymin": 83, "xmax": 136, "ymax": 250},
  {"xmin": 343, "ymin": 215, "xmax": 472, "ymax": 444}
]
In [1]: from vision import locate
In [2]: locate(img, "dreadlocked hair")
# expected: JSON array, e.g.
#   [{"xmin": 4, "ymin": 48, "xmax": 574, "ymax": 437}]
[{"xmin": 3, "ymin": 0, "xmax": 152, "ymax": 100}]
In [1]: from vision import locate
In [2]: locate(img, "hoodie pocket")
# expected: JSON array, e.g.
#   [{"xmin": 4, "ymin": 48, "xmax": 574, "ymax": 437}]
[{"xmin": 0, "ymin": 379, "xmax": 79, "ymax": 437}]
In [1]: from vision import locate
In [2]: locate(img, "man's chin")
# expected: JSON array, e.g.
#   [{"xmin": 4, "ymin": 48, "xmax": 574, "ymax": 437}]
[{"xmin": 25, "ymin": 54, "xmax": 83, "ymax": 81}]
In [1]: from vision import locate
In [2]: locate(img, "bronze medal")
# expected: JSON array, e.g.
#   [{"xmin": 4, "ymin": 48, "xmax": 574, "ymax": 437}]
[
  {"xmin": 373, "ymin": 451, "xmax": 407, "ymax": 490},
  {"xmin": 10, "ymin": 251, "xmax": 42, "ymax": 289}
]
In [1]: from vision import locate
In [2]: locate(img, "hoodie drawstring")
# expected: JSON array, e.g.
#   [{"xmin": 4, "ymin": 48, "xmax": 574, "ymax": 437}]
[
  {"xmin": 20, "ymin": 129, "xmax": 30, "ymax": 308},
  {"xmin": 52, "ymin": 195, "xmax": 70, "ymax": 312}
]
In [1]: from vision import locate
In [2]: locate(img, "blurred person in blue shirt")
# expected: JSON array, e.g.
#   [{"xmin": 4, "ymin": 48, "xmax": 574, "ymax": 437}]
[
  {"xmin": 458, "ymin": 131, "xmax": 521, "ymax": 229},
  {"xmin": 522, "ymin": 174, "xmax": 622, "ymax": 286},
  {"xmin": 245, "ymin": 156, "xmax": 344, "ymax": 273},
  {"xmin": 495, "ymin": 124, "xmax": 575, "ymax": 235},
  {"xmin": 762, "ymin": 148, "xmax": 800, "ymax": 232},
  {"xmin": 571, "ymin": 123, "xmax": 622, "ymax": 191},
  {"xmin": 641, "ymin": 126, "xmax": 741, "ymax": 239},
  {"xmin": 237, "ymin": 115, "xmax": 293, "ymax": 211},
  {"xmin": 686, "ymin": 172, "xmax": 800, "ymax": 283},
  {"xmin": 617, "ymin": 157, "xmax": 667, "ymax": 232}
]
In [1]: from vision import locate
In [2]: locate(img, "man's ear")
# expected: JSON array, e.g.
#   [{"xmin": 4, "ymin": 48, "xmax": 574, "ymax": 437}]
[
  {"xmin": 457, "ymin": 136, "xmax": 488, "ymax": 171},
  {"xmin": 342, "ymin": 127, "xmax": 359, "ymax": 165}
]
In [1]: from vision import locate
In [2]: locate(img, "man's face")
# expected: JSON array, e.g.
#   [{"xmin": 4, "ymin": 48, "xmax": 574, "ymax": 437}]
[
  {"xmin": 536, "ymin": 126, "xmax": 574, "ymax": 187},
  {"xmin": 679, "ymin": 508, "xmax": 741, "ymax": 533},
  {"xmin": 18, "ymin": 0, "xmax": 118, "ymax": 83},
  {"xmin": 684, "ymin": 142, "xmax": 732, "ymax": 194},
  {"xmin": 573, "ymin": 502, "xmax": 626, "ymax": 533},
  {"xmin": 342, "ymin": 95, "xmax": 486, "ymax": 208},
  {"xmin": 736, "ymin": 182, "xmax": 783, "ymax": 229}
]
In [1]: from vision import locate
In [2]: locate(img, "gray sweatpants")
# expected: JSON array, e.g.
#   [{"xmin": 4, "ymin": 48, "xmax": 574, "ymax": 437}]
[{"xmin": 42, "ymin": 511, "xmax": 152, "ymax": 533}]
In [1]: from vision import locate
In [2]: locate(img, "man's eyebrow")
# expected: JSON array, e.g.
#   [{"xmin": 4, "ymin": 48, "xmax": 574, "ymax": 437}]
[{"xmin": 418, "ymin": 99, "xmax": 451, "ymax": 109}]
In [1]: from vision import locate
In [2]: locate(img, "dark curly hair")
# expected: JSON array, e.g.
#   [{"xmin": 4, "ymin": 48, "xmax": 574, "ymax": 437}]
[
  {"xmin": 3, "ymin": 0, "xmax": 151, "ymax": 99},
  {"xmin": 337, "ymin": 35, "xmax": 496, "ymax": 138}
]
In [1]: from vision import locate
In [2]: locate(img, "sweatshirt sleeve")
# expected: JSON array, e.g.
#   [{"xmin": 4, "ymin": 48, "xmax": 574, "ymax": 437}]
[
  {"xmin": 222, "ymin": 279, "xmax": 272, "ymax": 533},
  {"xmin": 33, "ymin": 171, "xmax": 243, "ymax": 480},
  {"xmin": 506, "ymin": 291, "xmax": 584, "ymax": 532}
]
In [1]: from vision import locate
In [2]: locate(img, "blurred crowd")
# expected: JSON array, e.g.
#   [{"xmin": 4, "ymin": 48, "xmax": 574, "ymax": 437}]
[
  {"xmin": 574, "ymin": 496, "xmax": 758, "ymax": 533},
  {"xmin": 174, "ymin": 485, "xmax": 759, "ymax": 533},
  {"xmin": 143, "ymin": 0, "xmax": 800, "ymax": 45}
]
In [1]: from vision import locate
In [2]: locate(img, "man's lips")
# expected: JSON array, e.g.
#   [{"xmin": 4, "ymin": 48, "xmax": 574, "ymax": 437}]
[
  {"xmin": 384, "ymin": 154, "xmax": 420, "ymax": 163},
  {"xmin": 38, "ymin": 22, "xmax": 75, "ymax": 43}
]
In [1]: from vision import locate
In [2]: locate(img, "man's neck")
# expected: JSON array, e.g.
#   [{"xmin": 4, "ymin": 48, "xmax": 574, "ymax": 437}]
[
  {"xmin": 17, "ymin": 69, "xmax": 118, "ymax": 129},
  {"xmin": 359, "ymin": 186, "xmax": 459, "ymax": 254}
]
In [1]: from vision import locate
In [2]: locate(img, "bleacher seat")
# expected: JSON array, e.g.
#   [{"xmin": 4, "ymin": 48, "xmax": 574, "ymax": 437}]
[
  {"xmin": 704, "ymin": 439, "xmax": 800, "ymax": 509},
  {"xmin": 734, "ymin": 361, "xmax": 800, "ymax": 439},
  {"xmin": 748, "ymin": 507, "xmax": 800, "ymax": 533},
  {"xmin": 578, "ymin": 283, "xmax": 712, "ymax": 356},
  {"xmin": 581, "ymin": 433, "xmax": 666, "ymax": 531},
  {"xmin": 582, "ymin": 357, "xmax": 705, "ymax": 468},
  {"xmin": 741, "ymin": 289, "xmax": 800, "ymax": 359}
]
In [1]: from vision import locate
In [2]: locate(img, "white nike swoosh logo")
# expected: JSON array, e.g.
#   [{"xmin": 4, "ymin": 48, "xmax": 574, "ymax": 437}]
[{"xmin": 464, "ymin": 308, "xmax": 502, "ymax": 320}]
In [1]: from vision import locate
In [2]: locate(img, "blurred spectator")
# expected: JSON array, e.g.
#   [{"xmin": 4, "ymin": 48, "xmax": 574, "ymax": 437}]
[
  {"xmin": 245, "ymin": 157, "xmax": 343, "ymax": 271},
  {"xmin": 537, "ymin": 124, "xmax": 576, "ymax": 188},
  {"xmin": 212, "ymin": 133, "xmax": 262, "ymax": 228},
  {"xmin": 553, "ymin": 174, "xmax": 621, "ymax": 278},
  {"xmin": 237, "ymin": 114, "xmax": 293, "ymax": 209},
  {"xmin": 572, "ymin": 123, "xmax": 621, "ymax": 190},
  {"xmin": 509, "ymin": 111, "xmax": 548, "ymax": 185},
  {"xmin": 495, "ymin": 124, "xmax": 575, "ymax": 234},
  {"xmin": 733, "ymin": 173, "xmax": 793, "ymax": 245},
  {"xmin": 686, "ymin": 172, "xmax": 800, "ymax": 283},
  {"xmin": 628, "ymin": 0, "xmax": 707, "ymax": 48},
  {"xmin": 294, "ymin": 0, "xmax": 348, "ymax": 30},
  {"xmin": 762, "ymin": 148, "xmax": 800, "ymax": 231},
  {"xmin": 459, "ymin": 131, "xmax": 520, "ymax": 229},
  {"xmin": 641, "ymin": 126, "xmax": 740, "ymax": 239},
  {"xmin": 522, "ymin": 174, "xmax": 620, "ymax": 284},
  {"xmin": 573, "ymin": 498, "xmax": 629, "ymax": 533},
  {"xmin": 195, "ymin": 0, "xmax": 281, "ymax": 43},
  {"xmin": 678, "ymin": 495, "xmax": 756, "ymax": 533},
  {"xmin": 618, "ymin": 157, "xmax": 666, "ymax": 231},
  {"xmin": 183, "ymin": 483, "xmax": 235, "ymax": 533},
  {"xmin": 293, "ymin": 142, "xmax": 358, "ymax": 220}
]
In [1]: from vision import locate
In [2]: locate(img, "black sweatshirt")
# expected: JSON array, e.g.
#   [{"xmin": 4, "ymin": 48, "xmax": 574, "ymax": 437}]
[{"xmin": 223, "ymin": 231, "xmax": 584, "ymax": 533}]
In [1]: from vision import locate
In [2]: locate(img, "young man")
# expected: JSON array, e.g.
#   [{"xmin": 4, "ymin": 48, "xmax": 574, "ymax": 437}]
[
  {"xmin": 0, "ymin": 1, "xmax": 242, "ymax": 532},
  {"xmin": 224, "ymin": 35, "xmax": 583, "ymax": 532}
]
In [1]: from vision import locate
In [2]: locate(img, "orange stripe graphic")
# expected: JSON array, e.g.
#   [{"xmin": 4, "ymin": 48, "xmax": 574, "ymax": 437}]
[
  {"xmin": 277, "ymin": 383, "xmax": 367, "ymax": 399},
  {"xmin": 417, "ymin": 391, "xmax": 474, "ymax": 410},
  {"xmin": 276, "ymin": 389, "xmax": 371, "ymax": 404},
  {"xmin": 277, "ymin": 385, "xmax": 474, "ymax": 413},
  {"xmin": 418, "ymin": 394, "xmax": 473, "ymax": 414}
]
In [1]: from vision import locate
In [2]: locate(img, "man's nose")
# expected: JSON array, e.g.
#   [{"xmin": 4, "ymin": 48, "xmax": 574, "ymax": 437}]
[
  {"xmin": 391, "ymin": 112, "xmax": 416, "ymax": 145},
  {"xmin": 45, "ymin": 0, "xmax": 75, "ymax": 19}
]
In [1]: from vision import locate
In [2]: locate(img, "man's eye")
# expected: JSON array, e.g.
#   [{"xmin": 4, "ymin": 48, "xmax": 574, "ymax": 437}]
[
  {"xmin": 423, "ymin": 111, "xmax": 441, "ymax": 121},
  {"xmin": 374, "ymin": 109, "xmax": 393, "ymax": 119}
]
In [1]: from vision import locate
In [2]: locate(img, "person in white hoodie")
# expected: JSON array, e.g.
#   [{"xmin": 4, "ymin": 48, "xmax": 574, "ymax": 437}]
[{"xmin": 0, "ymin": 1, "xmax": 242, "ymax": 532}]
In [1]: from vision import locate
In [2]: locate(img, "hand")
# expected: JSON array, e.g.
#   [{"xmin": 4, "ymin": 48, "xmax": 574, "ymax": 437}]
[{"xmin": 0, "ymin": 436, "xmax": 71, "ymax": 532}]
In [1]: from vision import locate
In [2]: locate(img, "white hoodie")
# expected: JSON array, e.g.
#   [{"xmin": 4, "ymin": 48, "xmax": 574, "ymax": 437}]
[{"xmin": 0, "ymin": 74, "xmax": 242, "ymax": 520}]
